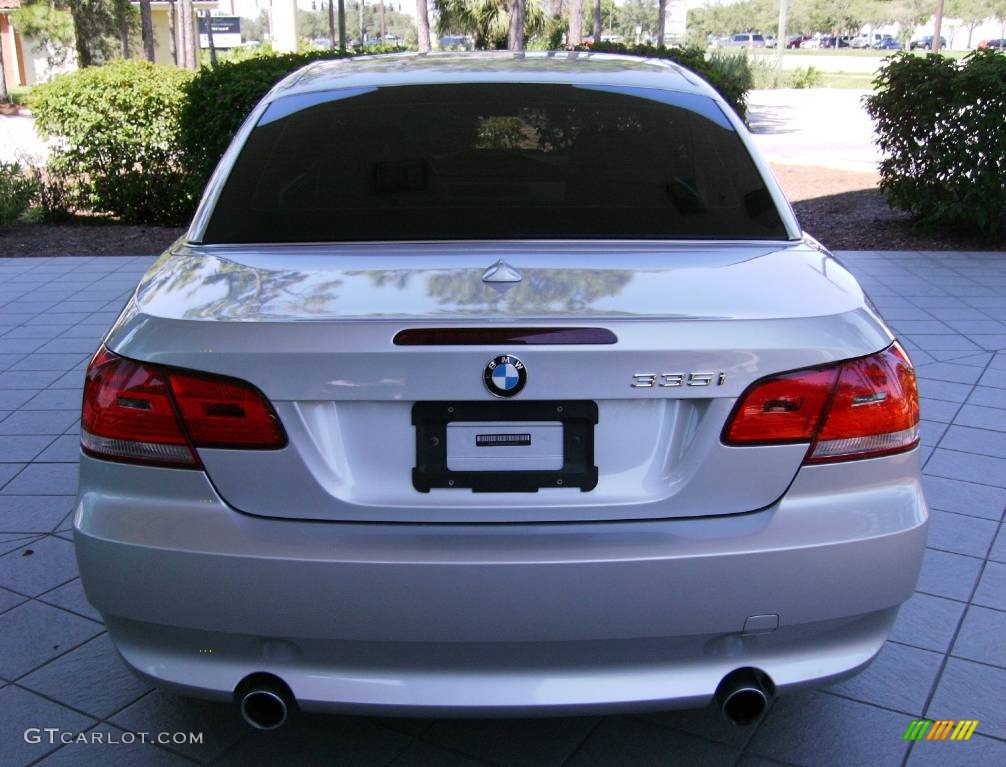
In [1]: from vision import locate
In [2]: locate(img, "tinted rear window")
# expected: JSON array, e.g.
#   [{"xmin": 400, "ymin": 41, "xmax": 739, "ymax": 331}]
[{"xmin": 202, "ymin": 83, "xmax": 788, "ymax": 243}]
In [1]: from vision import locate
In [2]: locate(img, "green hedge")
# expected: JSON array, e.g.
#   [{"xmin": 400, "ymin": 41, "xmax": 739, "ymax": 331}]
[
  {"xmin": 577, "ymin": 42, "xmax": 752, "ymax": 119},
  {"xmin": 32, "ymin": 60, "xmax": 195, "ymax": 225},
  {"xmin": 179, "ymin": 48, "xmax": 402, "ymax": 190},
  {"xmin": 866, "ymin": 51, "xmax": 1006, "ymax": 237}
]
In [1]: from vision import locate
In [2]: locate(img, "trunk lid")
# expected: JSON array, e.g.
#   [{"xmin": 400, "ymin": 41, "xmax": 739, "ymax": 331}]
[{"xmin": 105, "ymin": 241, "xmax": 892, "ymax": 523}]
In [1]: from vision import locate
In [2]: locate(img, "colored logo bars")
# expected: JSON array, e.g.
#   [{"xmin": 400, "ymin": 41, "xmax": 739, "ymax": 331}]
[{"xmin": 903, "ymin": 719, "xmax": 979, "ymax": 741}]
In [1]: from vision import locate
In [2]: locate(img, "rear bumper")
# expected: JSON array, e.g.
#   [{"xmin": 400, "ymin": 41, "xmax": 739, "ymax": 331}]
[{"xmin": 74, "ymin": 451, "xmax": 927, "ymax": 715}]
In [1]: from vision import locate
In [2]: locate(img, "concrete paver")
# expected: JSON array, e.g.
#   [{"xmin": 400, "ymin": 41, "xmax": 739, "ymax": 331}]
[{"xmin": 0, "ymin": 251, "xmax": 1004, "ymax": 766}]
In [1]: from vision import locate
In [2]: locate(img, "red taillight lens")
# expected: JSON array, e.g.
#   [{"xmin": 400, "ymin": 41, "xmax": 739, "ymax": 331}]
[
  {"xmin": 82, "ymin": 348, "xmax": 197, "ymax": 467},
  {"xmin": 81, "ymin": 347, "xmax": 286, "ymax": 468},
  {"xmin": 723, "ymin": 342, "xmax": 919, "ymax": 463},
  {"xmin": 808, "ymin": 342, "xmax": 919, "ymax": 463},
  {"xmin": 722, "ymin": 367, "xmax": 840, "ymax": 444},
  {"xmin": 170, "ymin": 373, "xmax": 286, "ymax": 449}
]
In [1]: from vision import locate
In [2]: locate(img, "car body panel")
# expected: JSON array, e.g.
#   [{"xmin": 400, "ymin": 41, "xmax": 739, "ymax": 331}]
[
  {"xmin": 75, "ymin": 448, "xmax": 926, "ymax": 713},
  {"xmin": 100, "ymin": 242, "xmax": 892, "ymax": 523}
]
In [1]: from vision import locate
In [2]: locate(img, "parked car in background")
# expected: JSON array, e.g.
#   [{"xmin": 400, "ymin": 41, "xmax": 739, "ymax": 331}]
[
  {"xmin": 874, "ymin": 36, "xmax": 901, "ymax": 50},
  {"xmin": 977, "ymin": 38, "xmax": 1005, "ymax": 49},
  {"xmin": 910, "ymin": 35, "xmax": 946, "ymax": 50},
  {"xmin": 801, "ymin": 35, "xmax": 822, "ymax": 48},
  {"xmin": 726, "ymin": 33, "xmax": 766, "ymax": 48},
  {"xmin": 819, "ymin": 36, "xmax": 851, "ymax": 48},
  {"xmin": 764, "ymin": 35, "xmax": 776, "ymax": 48},
  {"xmin": 74, "ymin": 51, "xmax": 927, "ymax": 730},
  {"xmin": 852, "ymin": 33, "xmax": 892, "ymax": 48}
]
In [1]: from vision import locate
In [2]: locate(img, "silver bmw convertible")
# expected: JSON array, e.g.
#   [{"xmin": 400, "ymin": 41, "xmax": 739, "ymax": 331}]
[{"xmin": 74, "ymin": 52, "xmax": 927, "ymax": 729}]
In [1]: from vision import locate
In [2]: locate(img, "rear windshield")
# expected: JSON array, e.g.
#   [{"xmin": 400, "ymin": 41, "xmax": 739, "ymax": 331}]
[{"xmin": 202, "ymin": 83, "xmax": 788, "ymax": 243}]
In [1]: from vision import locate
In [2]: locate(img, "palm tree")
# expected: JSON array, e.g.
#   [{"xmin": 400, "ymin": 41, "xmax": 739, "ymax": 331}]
[
  {"xmin": 592, "ymin": 0, "xmax": 600, "ymax": 43},
  {"xmin": 566, "ymin": 0, "xmax": 583, "ymax": 47},
  {"xmin": 436, "ymin": 0, "xmax": 548, "ymax": 49},
  {"xmin": 657, "ymin": 0, "xmax": 666, "ymax": 46},
  {"xmin": 508, "ymin": 0, "xmax": 525, "ymax": 49},
  {"xmin": 416, "ymin": 0, "xmax": 432, "ymax": 51}
]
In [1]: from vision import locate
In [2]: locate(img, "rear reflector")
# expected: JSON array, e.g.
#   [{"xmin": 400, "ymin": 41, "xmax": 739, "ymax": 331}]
[
  {"xmin": 723, "ymin": 342, "xmax": 919, "ymax": 463},
  {"xmin": 82, "ymin": 347, "xmax": 286, "ymax": 468}
]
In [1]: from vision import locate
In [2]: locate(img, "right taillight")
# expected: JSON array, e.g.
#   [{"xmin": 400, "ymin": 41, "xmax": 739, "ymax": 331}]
[
  {"xmin": 82, "ymin": 347, "xmax": 286, "ymax": 469},
  {"xmin": 723, "ymin": 342, "xmax": 919, "ymax": 464}
]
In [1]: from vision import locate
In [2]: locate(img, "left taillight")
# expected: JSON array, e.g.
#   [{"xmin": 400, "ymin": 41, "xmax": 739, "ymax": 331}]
[{"xmin": 82, "ymin": 347, "xmax": 286, "ymax": 469}]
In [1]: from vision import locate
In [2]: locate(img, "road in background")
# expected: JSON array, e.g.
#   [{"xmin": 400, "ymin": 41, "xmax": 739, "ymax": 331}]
[{"xmin": 747, "ymin": 88, "xmax": 881, "ymax": 173}]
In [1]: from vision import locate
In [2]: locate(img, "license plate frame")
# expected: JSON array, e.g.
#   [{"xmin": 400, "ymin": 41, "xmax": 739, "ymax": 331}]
[{"xmin": 412, "ymin": 401, "xmax": 598, "ymax": 493}]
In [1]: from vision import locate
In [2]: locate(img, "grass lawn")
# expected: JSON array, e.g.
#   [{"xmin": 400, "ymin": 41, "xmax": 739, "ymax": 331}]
[
  {"xmin": 749, "ymin": 48, "xmax": 969, "ymax": 59},
  {"xmin": 815, "ymin": 72, "xmax": 876, "ymax": 88},
  {"xmin": 8, "ymin": 86, "xmax": 32, "ymax": 106}
]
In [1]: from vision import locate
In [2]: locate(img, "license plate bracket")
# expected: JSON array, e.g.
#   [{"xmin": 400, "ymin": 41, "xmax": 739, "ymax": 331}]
[{"xmin": 412, "ymin": 401, "xmax": 598, "ymax": 493}]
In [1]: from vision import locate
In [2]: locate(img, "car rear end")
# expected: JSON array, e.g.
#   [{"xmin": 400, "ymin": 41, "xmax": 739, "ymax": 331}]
[{"xmin": 73, "ymin": 53, "xmax": 927, "ymax": 723}]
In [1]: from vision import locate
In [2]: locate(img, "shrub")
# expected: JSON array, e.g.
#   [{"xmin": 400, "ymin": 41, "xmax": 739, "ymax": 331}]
[
  {"xmin": 31, "ymin": 59, "xmax": 195, "ymax": 225},
  {"xmin": 790, "ymin": 65, "xmax": 822, "ymax": 90},
  {"xmin": 28, "ymin": 164, "xmax": 74, "ymax": 222},
  {"xmin": 179, "ymin": 48, "xmax": 401, "ymax": 189},
  {"xmin": 582, "ymin": 42, "xmax": 752, "ymax": 119},
  {"xmin": 0, "ymin": 162, "xmax": 39, "ymax": 228},
  {"xmin": 866, "ymin": 51, "xmax": 1006, "ymax": 237}
]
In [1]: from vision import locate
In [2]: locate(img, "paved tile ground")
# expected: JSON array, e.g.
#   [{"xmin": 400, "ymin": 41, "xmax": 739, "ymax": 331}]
[{"xmin": 1, "ymin": 251, "xmax": 1005, "ymax": 767}]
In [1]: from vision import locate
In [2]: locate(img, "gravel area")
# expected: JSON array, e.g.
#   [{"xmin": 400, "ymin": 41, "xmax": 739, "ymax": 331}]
[{"xmin": 775, "ymin": 165, "xmax": 1006, "ymax": 251}]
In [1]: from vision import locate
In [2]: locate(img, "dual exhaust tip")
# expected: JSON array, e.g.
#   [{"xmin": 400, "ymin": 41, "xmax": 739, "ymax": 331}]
[
  {"xmin": 235, "ymin": 667, "xmax": 773, "ymax": 730},
  {"xmin": 237, "ymin": 675, "xmax": 294, "ymax": 731},
  {"xmin": 715, "ymin": 667, "xmax": 773, "ymax": 726}
]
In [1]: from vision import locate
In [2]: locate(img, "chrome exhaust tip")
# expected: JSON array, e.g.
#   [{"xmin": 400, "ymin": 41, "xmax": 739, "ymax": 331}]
[
  {"xmin": 236, "ymin": 675, "xmax": 293, "ymax": 730},
  {"xmin": 715, "ymin": 668, "xmax": 773, "ymax": 725}
]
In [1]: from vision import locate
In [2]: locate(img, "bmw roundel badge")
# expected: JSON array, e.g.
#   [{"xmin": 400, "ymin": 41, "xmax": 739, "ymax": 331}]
[{"xmin": 484, "ymin": 355, "xmax": 527, "ymax": 398}]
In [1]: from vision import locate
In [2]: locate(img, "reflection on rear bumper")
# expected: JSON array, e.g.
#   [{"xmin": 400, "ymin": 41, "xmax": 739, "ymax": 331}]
[
  {"xmin": 74, "ymin": 451, "xmax": 927, "ymax": 713},
  {"xmin": 104, "ymin": 609, "xmax": 897, "ymax": 715}
]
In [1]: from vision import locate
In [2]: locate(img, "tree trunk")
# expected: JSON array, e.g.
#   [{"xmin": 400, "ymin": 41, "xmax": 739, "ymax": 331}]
[
  {"xmin": 204, "ymin": 10, "xmax": 217, "ymax": 65},
  {"xmin": 180, "ymin": 0, "xmax": 197, "ymax": 69},
  {"xmin": 509, "ymin": 0, "xmax": 525, "ymax": 50},
  {"xmin": 169, "ymin": 0, "xmax": 179, "ymax": 65},
  {"xmin": 379, "ymin": 1, "xmax": 385, "ymax": 41},
  {"xmin": 140, "ymin": 0, "xmax": 155, "ymax": 61},
  {"xmin": 68, "ymin": 6, "xmax": 93, "ymax": 67},
  {"xmin": 657, "ymin": 0, "xmax": 666, "ymax": 46},
  {"xmin": 567, "ymin": 0, "xmax": 583, "ymax": 47},
  {"xmin": 0, "ymin": 29, "xmax": 9, "ymax": 104},
  {"xmin": 118, "ymin": 1, "xmax": 131, "ymax": 58},
  {"xmin": 592, "ymin": 0, "xmax": 600, "ymax": 43},
  {"xmin": 358, "ymin": 0, "xmax": 364, "ymax": 45},
  {"xmin": 415, "ymin": 0, "xmax": 431, "ymax": 52},
  {"xmin": 338, "ymin": 0, "xmax": 347, "ymax": 50},
  {"xmin": 328, "ymin": 0, "xmax": 337, "ymax": 48}
]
